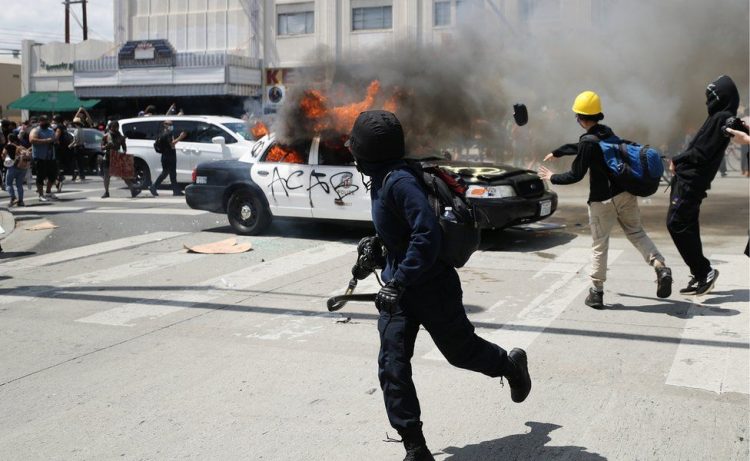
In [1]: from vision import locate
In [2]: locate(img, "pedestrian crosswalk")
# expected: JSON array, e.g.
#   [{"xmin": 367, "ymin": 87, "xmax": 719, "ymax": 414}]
[
  {"xmin": 2, "ymin": 181, "xmax": 208, "ymax": 217},
  {"xmin": 0, "ymin": 232, "xmax": 747, "ymax": 396}
]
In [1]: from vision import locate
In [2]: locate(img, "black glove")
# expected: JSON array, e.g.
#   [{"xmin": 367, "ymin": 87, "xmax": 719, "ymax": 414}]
[{"xmin": 376, "ymin": 280, "xmax": 405, "ymax": 314}]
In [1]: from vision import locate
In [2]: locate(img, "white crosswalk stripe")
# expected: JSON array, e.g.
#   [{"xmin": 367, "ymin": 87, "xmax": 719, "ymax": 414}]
[
  {"xmin": 423, "ymin": 247, "xmax": 623, "ymax": 361},
  {"xmin": 75, "ymin": 241, "xmax": 354, "ymax": 326},
  {"xmin": 666, "ymin": 254, "xmax": 750, "ymax": 395},
  {"xmin": 0, "ymin": 232, "xmax": 187, "ymax": 274}
]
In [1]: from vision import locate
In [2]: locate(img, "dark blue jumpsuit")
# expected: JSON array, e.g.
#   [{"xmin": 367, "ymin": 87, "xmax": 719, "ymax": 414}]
[{"xmin": 359, "ymin": 159, "xmax": 510, "ymax": 437}]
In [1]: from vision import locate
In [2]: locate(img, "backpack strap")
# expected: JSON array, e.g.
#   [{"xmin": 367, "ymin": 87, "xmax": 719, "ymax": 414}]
[{"xmin": 580, "ymin": 134, "xmax": 600, "ymax": 144}]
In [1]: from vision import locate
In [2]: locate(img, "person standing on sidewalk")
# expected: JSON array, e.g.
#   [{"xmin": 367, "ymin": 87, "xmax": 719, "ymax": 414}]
[
  {"xmin": 348, "ymin": 111, "xmax": 531, "ymax": 461},
  {"xmin": 100, "ymin": 121, "xmax": 140, "ymax": 199},
  {"xmin": 29, "ymin": 115, "xmax": 57, "ymax": 202},
  {"xmin": 3, "ymin": 134, "xmax": 31, "ymax": 206},
  {"xmin": 667, "ymin": 75, "xmax": 740, "ymax": 295},
  {"xmin": 149, "ymin": 120, "xmax": 186, "ymax": 197},
  {"xmin": 538, "ymin": 91, "xmax": 672, "ymax": 308}
]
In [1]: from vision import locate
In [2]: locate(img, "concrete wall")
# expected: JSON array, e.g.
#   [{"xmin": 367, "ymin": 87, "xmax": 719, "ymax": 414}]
[
  {"xmin": 118, "ymin": 0, "xmax": 259, "ymax": 58},
  {"xmin": 0, "ymin": 61, "xmax": 22, "ymax": 121}
]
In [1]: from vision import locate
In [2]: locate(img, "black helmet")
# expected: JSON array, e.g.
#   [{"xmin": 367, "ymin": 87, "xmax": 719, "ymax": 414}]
[{"xmin": 348, "ymin": 110, "xmax": 405, "ymax": 163}]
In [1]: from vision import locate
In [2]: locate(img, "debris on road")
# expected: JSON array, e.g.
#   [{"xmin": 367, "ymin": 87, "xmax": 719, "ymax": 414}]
[
  {"xmin": 26, "ymin": 221, "xmax": 59, "ymax": 231},
  {"xmin": 184, "ymin": 237, "xmax": 252, "ymax": 254}
]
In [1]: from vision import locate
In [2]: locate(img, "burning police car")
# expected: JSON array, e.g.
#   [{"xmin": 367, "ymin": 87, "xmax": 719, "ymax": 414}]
[{"xmin": 185, "ymin": 133, "xmax": 557, "ymax": 235}]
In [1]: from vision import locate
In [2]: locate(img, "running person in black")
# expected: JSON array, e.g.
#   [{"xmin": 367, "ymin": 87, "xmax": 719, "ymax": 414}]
[{"xmin": 149, "ymin": 120, "xmax": 186, "ymax": 196}]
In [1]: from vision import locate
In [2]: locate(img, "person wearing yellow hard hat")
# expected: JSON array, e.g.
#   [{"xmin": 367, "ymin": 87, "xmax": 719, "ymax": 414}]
[{"xmin": 538, "ymin": 91, "xmax": 672, "ymax": 309}]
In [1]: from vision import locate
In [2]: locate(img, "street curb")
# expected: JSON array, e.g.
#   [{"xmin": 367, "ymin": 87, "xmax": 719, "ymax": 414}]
[{"xmin": 0, "ymin": 207, "xmax": 16, "ymax": 241}]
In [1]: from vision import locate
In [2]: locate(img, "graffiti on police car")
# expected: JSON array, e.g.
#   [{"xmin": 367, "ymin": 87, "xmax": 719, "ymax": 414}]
[
  {"xmin": 269, "ymin": 167, "xmax": 305, "ymax": 198},
  {"xmin": 331, "ymin": 172, "xmax": 358, "ymax": 205}
]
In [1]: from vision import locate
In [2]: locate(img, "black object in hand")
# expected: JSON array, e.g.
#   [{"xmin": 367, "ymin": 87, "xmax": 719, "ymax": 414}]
[
  {"xmin": 723, "ymin": 116, "xmax": 749, "ymax": 137},
  {"xmin": 376, "ymin": 280, "xmax": 404, "ymax": 313}
]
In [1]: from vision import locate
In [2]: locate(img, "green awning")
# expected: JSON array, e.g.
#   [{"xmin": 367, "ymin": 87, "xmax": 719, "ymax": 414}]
[{"xmin": 8, "ymin": 92, "xmax": 99, "ymax": 112}]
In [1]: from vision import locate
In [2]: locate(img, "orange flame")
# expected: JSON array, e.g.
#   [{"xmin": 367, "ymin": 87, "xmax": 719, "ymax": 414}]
[
  {"xmin": 251, "ymin": 121, "xmax": 269, "ymax": 140},
  {"xmin": 298, "ymin": 80, "xmax": 398, "ymax": 135},
  {"xmin": 266, "ymin": 145, "xmax": 305, "ymax": 164}
]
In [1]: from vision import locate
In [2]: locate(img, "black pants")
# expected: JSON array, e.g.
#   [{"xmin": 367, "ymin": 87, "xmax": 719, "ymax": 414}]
[
  {"xmin": 34, "ymin": 159, "xmax": 57, "ymax": 189},
  {"xmin": 73, "ymin": 146, "xmax": 86, "ymax": 179},
  {"xmin": 378, "ymin": 268, "xmax": 508, "ymax": 435},
  {"xmin": 667, "ymin": 178, "xmax": 711, "ymax": 279},
  {"xmin": 153, "ymin": 157, "xmax": 179, "ymax": 193}
]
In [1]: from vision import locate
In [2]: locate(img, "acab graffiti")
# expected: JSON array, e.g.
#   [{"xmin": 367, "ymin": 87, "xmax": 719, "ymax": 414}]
[{"xmin": 267, "ymin": 167, "xmax": 367, "ymax": 206}]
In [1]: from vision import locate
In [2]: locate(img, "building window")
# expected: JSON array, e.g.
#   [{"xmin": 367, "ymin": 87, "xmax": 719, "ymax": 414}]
[
  {"xmin": 278, "ymin": 2, "xmax": 315, "ymax": 36},
  {"xmin": 434, "ymin": 1, "xmax": 451, "ymax": 26},
  {"xmin": 352, "ymin": 6, "xmax": 393, "ymax": 31}
]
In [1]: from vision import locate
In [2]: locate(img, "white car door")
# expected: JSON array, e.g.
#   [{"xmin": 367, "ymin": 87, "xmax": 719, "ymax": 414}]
[
  {"xmin": 172, "ymin": 120, "xmax": 201, "ymax": 182},
  {"xmin": 308, "ymin": 138, "xmax": 372, "ymax": 221},
  {"xmin": 189, "ymin": 122, "xmax": 234, "ymax": 167},
  {"xmin": 250, "ymin": 140, "xmax": 313, "ymax": 218}
]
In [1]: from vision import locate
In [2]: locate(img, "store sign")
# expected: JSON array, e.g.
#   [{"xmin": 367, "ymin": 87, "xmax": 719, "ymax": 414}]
[
  {"xmin": 39, "ymin": 60, "xmax": 74, "ymax": 72},
  {"xmin": 134, "ymin": 43, "xmax": 155, "ymax": 60}
]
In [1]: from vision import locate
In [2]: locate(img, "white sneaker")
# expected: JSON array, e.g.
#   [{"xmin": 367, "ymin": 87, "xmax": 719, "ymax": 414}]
[{"xmin": 38, "ymin": 195, "xmax": 48, "ymax": 202}]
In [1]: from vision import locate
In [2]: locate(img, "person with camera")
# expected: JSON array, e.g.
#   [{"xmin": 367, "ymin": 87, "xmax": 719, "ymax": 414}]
[
  {"xmin": 667, "ymin": 75, "xmax": 741, "ymax": 295},
  {"xmin": 347, "ymin": 110, "xmax": 531, "ymax": 461},
  {"xmin": 538, "ymin": 91, "xmax": 672, "ymax": 308}
]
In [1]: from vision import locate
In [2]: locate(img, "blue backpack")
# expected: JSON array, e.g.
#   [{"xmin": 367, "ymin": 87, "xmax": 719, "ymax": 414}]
[{"xmin": 582, "ymin": 134, "xmax": 664, "ymax": 197}]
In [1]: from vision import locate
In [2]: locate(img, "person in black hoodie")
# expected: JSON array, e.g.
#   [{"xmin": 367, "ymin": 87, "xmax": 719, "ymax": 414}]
[
  {"xmin": 348, "ymin": 110, "xmax": 531, "ymax": 461},
  {"xmin": 667, "ymin": 75, "xmax": 740, "ymax": 295},
  {"xmin": 539, "ymin": 91, "xmax": 672, "ymax": 308}
]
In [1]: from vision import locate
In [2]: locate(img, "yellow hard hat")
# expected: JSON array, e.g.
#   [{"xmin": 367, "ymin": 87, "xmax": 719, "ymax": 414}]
[{"xmin": 572, "ymin": 91, "xmax": 602, "ymax": 115}]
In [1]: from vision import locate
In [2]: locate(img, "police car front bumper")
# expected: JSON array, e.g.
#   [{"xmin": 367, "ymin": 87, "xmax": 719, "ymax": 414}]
[{"xmin": 469, "ymin": 191, "xmax": 558, "ymax": 230}]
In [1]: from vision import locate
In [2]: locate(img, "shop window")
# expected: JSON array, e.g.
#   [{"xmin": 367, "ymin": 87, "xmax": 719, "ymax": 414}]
[
  {"xmin": 434, "ymin": 1, "xmax": 451, "ymax": 26},
  {"xmin": 278, "ymin": 2, "xmax": 315, "ymax": 36},
  {"xmin": 352, "ymin": 6, "xmax": 392, "ymax": 31}
]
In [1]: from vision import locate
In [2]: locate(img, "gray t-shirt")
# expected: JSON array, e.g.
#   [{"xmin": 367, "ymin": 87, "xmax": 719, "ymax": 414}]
[{"xmin": 31, "ymin": 126, "xmax": 55, "ymax": 160}]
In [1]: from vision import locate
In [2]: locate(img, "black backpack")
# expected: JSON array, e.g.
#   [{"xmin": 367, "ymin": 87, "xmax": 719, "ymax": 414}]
[{"xmin": 382, "ymin": 160, "xmax": 480, "ymax": 268}]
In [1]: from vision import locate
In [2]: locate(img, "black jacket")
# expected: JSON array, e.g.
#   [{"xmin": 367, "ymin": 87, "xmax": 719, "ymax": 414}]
[
  {"xmin": 356, "ymin": 159, "xmax": 449, "ymax": 287},
  {"xmin": 673, "ymin": 75, "xmax": 740, "ymax": 191},
  {"xmin": 550, "ymin": 124, "xmax": 622, "ymax": 203}
]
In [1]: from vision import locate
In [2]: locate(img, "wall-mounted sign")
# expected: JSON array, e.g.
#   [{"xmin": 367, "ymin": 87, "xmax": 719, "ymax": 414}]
[{"xmin": 119, "ymin": 40, "xmax": 175, "ymax": 68}]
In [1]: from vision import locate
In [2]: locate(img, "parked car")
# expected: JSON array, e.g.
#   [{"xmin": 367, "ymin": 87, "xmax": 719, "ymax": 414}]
[
  {"xmin": 69, "ymin": 127, "xmax": 105, "ymax": 175},
  {"xmin": 185, "ymin": 134, "xmax": 558, "ymax": 235},
  {"xmin": 118, "ymin": 115, "xmax": 257, "ymax": 187}
]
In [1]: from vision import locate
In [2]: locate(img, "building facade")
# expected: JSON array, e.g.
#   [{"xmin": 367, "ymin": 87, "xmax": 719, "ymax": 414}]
[
  {"xmin": 0, "ymin": 58, "xmax": 22, "ymax": 122},
  {"xmin": 73, "ymin": 0, "xmax": 263, "ymax": 118}
]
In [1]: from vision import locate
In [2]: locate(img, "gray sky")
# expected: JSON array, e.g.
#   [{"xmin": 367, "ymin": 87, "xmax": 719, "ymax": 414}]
[{"xmin": 0, "ymin": 0, "xmax": 114, "ymax": 53}]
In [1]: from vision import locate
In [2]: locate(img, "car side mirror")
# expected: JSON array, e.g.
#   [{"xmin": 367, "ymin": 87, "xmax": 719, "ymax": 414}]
[
  {"xmin": 211, "ymin": 136, "xmax": 226, "ymax": 145},
  {"xmin": 513, "ymin": 103, "xmax": 528, "ymax": 126}
]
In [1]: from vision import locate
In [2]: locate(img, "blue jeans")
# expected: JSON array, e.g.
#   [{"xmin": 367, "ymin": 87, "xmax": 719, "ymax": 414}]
[{"xmin": 5, "ymin": 167, "xmax": 26, "ymax": 202}]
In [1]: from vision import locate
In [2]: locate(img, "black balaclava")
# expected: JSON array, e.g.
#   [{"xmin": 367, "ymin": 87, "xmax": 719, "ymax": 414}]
[
  {"xmin": 705, "ymin": 75, "xmax": 740, "ymax": 116},
  {"xmin": 349, "ymin": 110, "xmax": 405, "ymax": 165}
]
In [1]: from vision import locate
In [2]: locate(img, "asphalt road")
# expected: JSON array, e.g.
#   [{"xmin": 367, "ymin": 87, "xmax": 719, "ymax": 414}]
[{"xmin": 0, "ymin": 173, "xmax": 747, "ymax": 460}]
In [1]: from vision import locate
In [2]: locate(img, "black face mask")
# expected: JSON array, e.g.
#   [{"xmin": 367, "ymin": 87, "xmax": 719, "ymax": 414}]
[{"xmin": 40, "ymin": 123, "xmax": 49, "ymax": 129}]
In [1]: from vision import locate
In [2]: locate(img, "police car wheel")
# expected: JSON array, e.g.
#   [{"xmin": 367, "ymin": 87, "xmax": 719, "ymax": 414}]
[{"xmin": 227, "ymin": 189, "xmax": 271, "ymax": 235}]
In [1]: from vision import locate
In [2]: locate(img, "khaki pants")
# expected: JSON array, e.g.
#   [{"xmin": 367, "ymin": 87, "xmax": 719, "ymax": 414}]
[{"xmin": 588, "ymin": 192, "xmax": 664, "ymax": 290}]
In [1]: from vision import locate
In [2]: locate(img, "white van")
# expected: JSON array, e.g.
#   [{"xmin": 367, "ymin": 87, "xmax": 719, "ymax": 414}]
[{"xmin": 119, "ymin": 115, "xmax": 256, "ymax": 186}]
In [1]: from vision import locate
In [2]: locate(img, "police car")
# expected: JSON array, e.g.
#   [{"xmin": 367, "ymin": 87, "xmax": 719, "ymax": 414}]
[{"xmin": 185, "ymin": 134, "xmax": 558, "ymax": 235}]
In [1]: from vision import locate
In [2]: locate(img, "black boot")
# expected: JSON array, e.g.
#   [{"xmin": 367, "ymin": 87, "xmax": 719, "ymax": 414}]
[
  {"xmin": 505, "ymin": 348, "xmax": 532, "ymax": 403},
  {"xmin": 585, "ymin": 288, "xmax": 604, "ymax": 309},
  {"xmin": 400, "ymin": 425, "xmax": 434, "ymax": 461},
  {"xmin": 403, "ymin": 441, "xmax": 434, "ymax": 461}
]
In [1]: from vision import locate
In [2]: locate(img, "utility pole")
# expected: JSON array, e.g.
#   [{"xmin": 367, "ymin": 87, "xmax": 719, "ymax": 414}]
[
  {"xmin": 81, "ymin": 0, "xmax": 88, "ymax": 40},
  {"xmin": 64, "ymin": 0, "xmax": 71, "ymax": 43},
  {"xmin": 63, "ymin": 0, "xmax": 88, "ymax": 43}
]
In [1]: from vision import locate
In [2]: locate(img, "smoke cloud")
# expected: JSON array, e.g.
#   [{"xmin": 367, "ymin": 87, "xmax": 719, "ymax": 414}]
[{"xmin": 274, "ymin": 0, "xmax": 748, "ymax": 161}]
